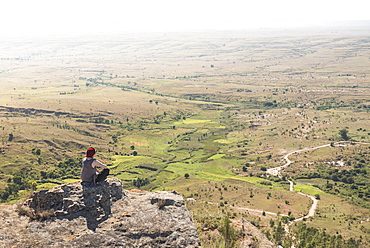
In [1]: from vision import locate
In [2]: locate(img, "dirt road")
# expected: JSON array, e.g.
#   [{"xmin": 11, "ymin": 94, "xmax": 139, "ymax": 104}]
[
  {"xmin": 267, "ymin": 141, "xmax": 369, "ymax": 177},
  {"xmin": 267, "ymin": 141, "xmax": 369, "ymax": 234}
]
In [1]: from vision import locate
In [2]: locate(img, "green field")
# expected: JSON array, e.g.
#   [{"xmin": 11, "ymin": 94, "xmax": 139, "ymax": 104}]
[{"xmin": 294, "ymin": 183, "xmax": 323, "ymax": 195}]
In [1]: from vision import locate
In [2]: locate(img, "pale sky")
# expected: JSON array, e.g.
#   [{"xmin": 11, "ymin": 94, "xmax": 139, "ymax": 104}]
[{"xmin": 0, "ymin": 0, "xmax": 369, "ymax": 36}]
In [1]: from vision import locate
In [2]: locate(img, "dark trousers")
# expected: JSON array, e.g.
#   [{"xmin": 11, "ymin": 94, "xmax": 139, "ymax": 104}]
[{"xmin": 96, "ymin": 168, "xmax": 110, "ymax": 182}]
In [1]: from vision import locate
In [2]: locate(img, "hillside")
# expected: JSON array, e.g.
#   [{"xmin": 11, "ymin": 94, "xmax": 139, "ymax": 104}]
[{"xmin": 0, "ymin": 28, "xmax": 369, "ymax": 247}]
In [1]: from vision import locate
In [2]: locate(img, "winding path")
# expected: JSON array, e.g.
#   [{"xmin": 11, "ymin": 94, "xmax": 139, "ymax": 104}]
[
  {"xmin": 267, "ymin": 141, "xmax": 370, "ymax": 177},
  {"xmin": 266, "ymin": 141, "xmax": 369, "ymax": 234},
  {"xmin": 189, "ymin": 141, "xmax": 369, "ymax": 244}
]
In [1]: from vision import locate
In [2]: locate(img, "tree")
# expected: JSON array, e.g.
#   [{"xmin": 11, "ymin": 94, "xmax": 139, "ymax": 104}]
[
  {"xmin": 184, "ymin": 173, "xmax": 190, "ymax": 179},
  {"xmin": 32, "ymin": 148, "xmax": 41, "ymax": 155},
  {"xmin": 133, "ymin": 178, "xmax": 149, "ymax": 188},
  {"xmin": 273, "ymin": 221, "xmax": 285, "ymax": 245},
  {"xmin": 270, "ymin": 219, "xmax": 275, "ymax": 228},
  {"xmin": 339, "ymin": 129, "xmax": 349, "ymax": 141},
  {"xmin": 218, "ymin": 215, "xmax": 239, "ymax": 248}
]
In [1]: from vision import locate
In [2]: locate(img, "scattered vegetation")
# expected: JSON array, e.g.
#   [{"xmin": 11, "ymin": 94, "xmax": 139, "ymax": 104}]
[{"xmin": 0, "ymin": 31, "xmax": 369, "ymax": 247}]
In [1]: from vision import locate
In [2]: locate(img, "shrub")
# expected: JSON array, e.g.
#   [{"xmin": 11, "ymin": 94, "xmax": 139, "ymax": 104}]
[
  {"xmin": 16, "ymin": 204, "xmax": 55, "ymax": 221},
  {"xmin": 218, "ymin": 215, "xmax": 239, "ymax": 248}
]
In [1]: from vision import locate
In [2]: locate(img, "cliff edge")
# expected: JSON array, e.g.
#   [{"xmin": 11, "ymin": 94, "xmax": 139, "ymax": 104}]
[{"xmin": 0, "ymin": 177, "xmax": 201, "ymax": 247}]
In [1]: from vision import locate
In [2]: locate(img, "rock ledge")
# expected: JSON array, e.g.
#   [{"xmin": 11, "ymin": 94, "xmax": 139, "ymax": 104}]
[{"xmin": 0, "ymin": 177, "xmax": 201, "ymax": 248}]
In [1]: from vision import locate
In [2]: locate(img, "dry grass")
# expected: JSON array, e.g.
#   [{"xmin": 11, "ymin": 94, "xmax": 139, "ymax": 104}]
[{"xmin": 16, "ymin": 203, "xmax": 55, "ymax": 221}]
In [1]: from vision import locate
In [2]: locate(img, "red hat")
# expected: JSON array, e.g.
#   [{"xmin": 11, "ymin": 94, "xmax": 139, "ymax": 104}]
[{"xmin": 86, "ymin": 147, "xmax": 96, "ymax": 157}]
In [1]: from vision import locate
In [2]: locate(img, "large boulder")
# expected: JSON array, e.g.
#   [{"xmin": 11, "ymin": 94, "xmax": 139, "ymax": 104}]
[{"xmin": 24, "ymin": 177, "xmax": 123, "ymax": 219}]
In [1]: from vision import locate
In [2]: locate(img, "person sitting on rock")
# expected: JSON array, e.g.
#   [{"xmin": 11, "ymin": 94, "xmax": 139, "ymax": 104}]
[{"xmin": 81, "ymin": 147, "xmax": 109, "ymax": 186}]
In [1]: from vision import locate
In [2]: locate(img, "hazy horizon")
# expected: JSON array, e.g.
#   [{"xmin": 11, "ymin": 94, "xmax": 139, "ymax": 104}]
[{"xmin": 1, "ymin": 0, "xmax": 369, "ymax": 38}]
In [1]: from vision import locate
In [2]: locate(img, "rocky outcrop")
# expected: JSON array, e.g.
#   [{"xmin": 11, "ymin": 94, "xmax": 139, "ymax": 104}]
[
  {"xmin": 0, "ymin": 177, "xmax": 201, "ymax": 248},
  {"xmin": 239, "ymin": 218, "xmax": 278, "ymax": 248}
]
